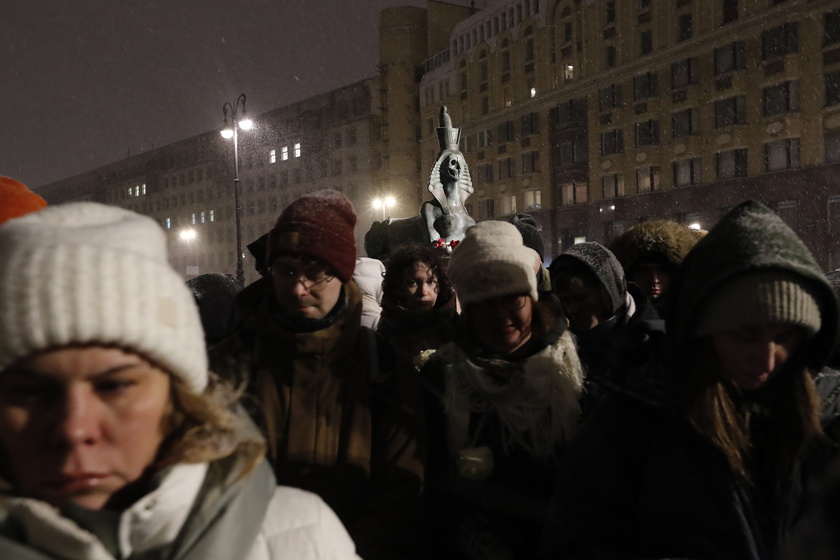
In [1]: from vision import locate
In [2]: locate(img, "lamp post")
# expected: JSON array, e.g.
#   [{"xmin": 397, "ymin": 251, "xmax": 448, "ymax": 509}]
[
  {"xmin": 221, "ymin": 93, "xmax": 253, "ymax": 288},
  {"xmin": 371, "ymin": 195, "xmax": 396, "ymax": 221}
]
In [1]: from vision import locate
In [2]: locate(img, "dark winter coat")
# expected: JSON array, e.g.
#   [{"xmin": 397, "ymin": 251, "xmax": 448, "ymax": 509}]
[
  {"xmin": 540, "ymin": 201, "xmax": 840, "ymax": 560},
  {"xmin": 420, "ymin": 309, "xmax": 585, "ymax": 560},
  {"xmin": 210, "ymin": 277, "xmax": 425, "ymax": 560},
  {"xmin": 549, "ymin": 242, "xmax": 660, "ymax": 409},
  {"xmin": 377, "ymin": 291, "xmax": 458, "ymax": 369}
]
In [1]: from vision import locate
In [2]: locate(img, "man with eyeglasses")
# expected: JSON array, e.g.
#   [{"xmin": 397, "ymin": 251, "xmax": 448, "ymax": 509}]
[{"xmin": 211, "ymin": 190, "xmax": 424, "ymax": 560}]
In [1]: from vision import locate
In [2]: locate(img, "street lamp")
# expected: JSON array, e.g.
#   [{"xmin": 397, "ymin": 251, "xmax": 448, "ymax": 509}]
[
  {"xmin": 371, "ymin": 195, "xmax": 396, "ymax": 221},
  {"xmin": 221, "ymin": 93, "xmax": 252, "ymax": 288}
]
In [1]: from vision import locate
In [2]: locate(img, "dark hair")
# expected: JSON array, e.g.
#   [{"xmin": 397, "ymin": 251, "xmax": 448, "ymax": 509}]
[
  {"xmin": 678, "ymin": 338, "xmax": 823, "ymax": 489},
  {"xmin": 382, "ymin": 245, "xmax": 454, "ymax": 308}
]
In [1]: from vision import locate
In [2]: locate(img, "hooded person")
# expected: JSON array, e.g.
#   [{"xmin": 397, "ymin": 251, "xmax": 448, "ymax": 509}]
[
  {"xmin": 549, "ymin": 242, "xmax": 660, "ymax": 407},
  {"xmin": 420, "ymin": 221, "xmax": 585, "ymax": 560},
  {"xmin": 540, "ymin": 200, "xmax": 840, "ymax": 560},
  {"xmin": 186, "ymin": 273, "xmax": 241, "ymax": 349},
  {"xmin": 0, "ymin": 202, "xmax": 358, "ymax": 560},
  {"xmin": 609, "ymin": 219, "xmax": 698, "ymax": 311},
  {"xmin": 0, "ymin": 176, "xmax": 47, "ymax": 226},
  {"xmin": 209, "ymin": 190, "xmax": 425, "ymax": 560},
  {"xmin": 505, "ymin": 213, "xmax": 551, "ymax": 294}
]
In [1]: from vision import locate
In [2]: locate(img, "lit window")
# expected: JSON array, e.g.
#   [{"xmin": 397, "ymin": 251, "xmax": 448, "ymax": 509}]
[
  {"xmin": 141, "ymin": 183, "xmax": 146, "ymax": 195},
  {"xmin": 281, "ymin": 146, "xmax": 289, "ymax": 161},
  {"xmin": 210, "ymin": 209, "xmax": 215, "ymax": 222},
  {"xmin": 574, "ymin": 236, "xmax": 587, "ymax": 244},
  {"xmin": 294, "ymin": 143, "xmax": 301, "ymax": 157},
  {"xmin": 165, "ymin": 218, "xmax": 171, "ymax": 230},
  {"xmin": 270, "ymin": 149, "xmax": 276, "ymax": 164},
  {"xmin": 564, "ymin": 65, "xmax": 574, "ymax": 82},
  {"xmin": 524, "ymin": 189, "xmax": 542, "ymax": 209},
  {"xmin": 128, "ymin": 187, "xmax": 133, "ymax": 197},
  {"xmin": 530, "ymin": 87, "xmax": 537, "ymax": 98},
  {"xmin": 191, "ymin": 213, "xmax": 196, "ymax": 225},
  {"xmin": 134, "ymin": 186, "xmax": 140, "ymax": 197},
  {"xmin": 200, "ymin": 211, "xmax": 205, "ymax": 224}
]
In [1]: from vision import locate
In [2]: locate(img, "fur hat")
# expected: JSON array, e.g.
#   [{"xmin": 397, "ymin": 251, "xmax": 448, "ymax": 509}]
[
  {"xmin": 266, "ymin": 190, "xmax": 357, "ymax": 283},
  {"xmin": 0, "ymin": 176, "xmax": 47, "ymax": 226},
  {"xmin": 610, "ymin": 220, "xmax": 698, "ymax": 274},
  {"xmin": 448, "ymin": 221, "xmax": 539, "ymax": 306},
  {"xmin": 694, "ymin": 271, "xmax": 822, "ymax": 337},
  {"xmin": 0, "ymin": 202, "xmax": 208, "ymax": 393}
]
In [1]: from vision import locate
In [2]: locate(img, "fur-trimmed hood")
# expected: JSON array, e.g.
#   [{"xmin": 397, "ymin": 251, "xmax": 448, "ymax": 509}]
[{"xmin": 610, "ymin": 220, "xmax": 699, "ymax": 274}]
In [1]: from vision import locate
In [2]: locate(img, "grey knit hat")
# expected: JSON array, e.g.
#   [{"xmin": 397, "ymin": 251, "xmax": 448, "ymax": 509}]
[{"xmin": 693, "ymin": 271, "xmax": 822, "ymax": 337}]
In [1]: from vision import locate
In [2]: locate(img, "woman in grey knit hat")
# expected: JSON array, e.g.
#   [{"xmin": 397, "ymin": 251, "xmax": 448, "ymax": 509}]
[{"xmin": 540, "ymin": 200, "xmax": 840, "ymax": 560}]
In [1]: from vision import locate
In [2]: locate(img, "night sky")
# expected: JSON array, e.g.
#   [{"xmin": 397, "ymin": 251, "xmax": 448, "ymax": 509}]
[{"xmin": 0, "ymin": 0, "xmax": 472, "ymax": 189}]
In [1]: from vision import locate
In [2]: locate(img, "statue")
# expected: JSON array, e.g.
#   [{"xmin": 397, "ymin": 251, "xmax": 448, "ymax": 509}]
[
  {"xmin": 364, "ymin": 106, "xmax": 476, "ymax": 260},
  {"xmin": 422, "ymin": 107, "xmax": 476, "ymax": 243}
]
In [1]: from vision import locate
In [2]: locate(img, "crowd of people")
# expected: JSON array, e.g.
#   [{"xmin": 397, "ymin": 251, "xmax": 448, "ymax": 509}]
[{"xmin": 1, "ymin": 176, "xmax": 840, "ymax": 559}]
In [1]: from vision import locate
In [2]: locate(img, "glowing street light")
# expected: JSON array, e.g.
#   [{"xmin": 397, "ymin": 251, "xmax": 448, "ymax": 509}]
[
  {"xmin": 221, "ymin": 93, "xmax": 251, "ymax": 287},
  {"xmin": 372, "ymin": 195, "xmax": 396, "ymax": 221}
]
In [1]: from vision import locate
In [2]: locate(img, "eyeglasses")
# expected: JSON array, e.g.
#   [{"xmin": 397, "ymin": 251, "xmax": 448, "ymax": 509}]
[
  {"xmin": 270, "ymin": 262, "xmax": 335, "ymax": 291},
  {"xmin": 472, "ymin": 293, "xmax": 529, "ymax": 312}
]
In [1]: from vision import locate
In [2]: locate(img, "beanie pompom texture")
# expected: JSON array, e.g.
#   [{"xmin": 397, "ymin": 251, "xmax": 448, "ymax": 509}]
[
  {"xmin": 448, "ymin": 221, "xmax": 539, "ymax": 307},
  {"xmin": 0, "ymin": 202, "xmax": 208, "ymax": 393},
  {"xmin": 267, "ymin": 190, "xmax": 357, "ymax": 283},
  {"xmin": 0, "ymin": 176, "xmax": 47, "ymax": 226}
]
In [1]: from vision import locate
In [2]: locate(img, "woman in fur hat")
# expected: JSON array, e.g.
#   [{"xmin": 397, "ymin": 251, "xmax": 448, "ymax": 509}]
[
  {"xmin": 420, "ymin": 221, "xmax": 585, "ymax": 560},
  {"xmin": 540, "ymin": 200, "xmax": 840, "ymax": 560},
  {"xmin": 0, "ymin": 203, "xmax": 358, "ymax": 559},
  {"xmin": 378, "ymin": 244, "xmax": 458, "ymax": 370}
]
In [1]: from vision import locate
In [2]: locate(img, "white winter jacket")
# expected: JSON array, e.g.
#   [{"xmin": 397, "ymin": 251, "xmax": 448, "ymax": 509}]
[{"xmin": 0, "ymin": 462, "xmax": 361, "ymax": 560}]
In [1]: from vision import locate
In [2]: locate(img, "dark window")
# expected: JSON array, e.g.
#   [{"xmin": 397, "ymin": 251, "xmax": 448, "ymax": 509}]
[
  {"xmin": 678, "ymin": 14, "xmax": 693, "ymax": 42},
  {"xmin": 826, "ymin": 71, "xmax": 840, "ymax": 106},
  {"xmin": 715, "ymin": 41, "xmax": 746, "ymax": 74},
  {"xmin": 477, "ymin": 163, "xmax": 494, "ymax": 184},
  {"xmin": 637, "ymin": 166, "xmax": 661, "ymax": 192},
  {"xmin": 635, "ymin": 120, "xmax": 660, "ymax": 147},
  {"xmin": 715, "ymin": 95, "xmax": 747, "ymax": 127},
  {"xmin": 606, "ymin": 45, "xmax": 617, "ymax": 68},
  {"xmin": 522, "ymin": 151, "xmax": 540, "ymax": 173},
  {"xmin": 499, "ymin": 157, "xmax": 515, "ymax": 178},
  {"xmin": 601, "ymin": 129, "xmax": 625, "ymax": 155},
  {"xmin": 765, "ymin": 138, "xmax": 801, "ymax": 171},
  {"xmin": 673, "ymin": 157, "xmax": 702, "ymax": 186},
  {"xmin": 563, "ymin": 21, "xmax": 573, "ymax": 43},
  {"xmin": 640, "ymin": 0, "xmax": 651, "ymax": 7},
  {"xmin": 521, "ymin": 112, "xmax": 540, "ymax": 135},
  {"xmin": 557, "ymin": 99, "xmax": 586, "ymax": 125},
  {"xmin": 762, "ymin": 23, "xmax": 799, "ymax": 60},
  {"xmin": 606, "ymin": 1, "xmax": 616, "ymax": 24},
  {"xmin": 826, "ymin": 9, "xmax": 840, "ymax": 46},
  {"xmin": 672, "ymin": 108, "xmax": 699, "ymax": 137},
  {"xmin": 722, "ymin": 0, "xmax": 738, "ymax": 24},
  {"xmin": 640, "ymin": 30, "xmax": 653, "ymax": 55},
  {"xmin": 634, "ymin": 72, "xmax": 659, "ymax": 100},
  {"xmin": 826, "ymin": 130, "xmax": 840, "ymax": 162},
  {"xmin": 716, "ymin": 149, "xmax": 748, "ymax": 179},
  {"xmin": 479, "ymin": 199, "xmax": 495, "ymax": 219},
  {"xmin": 600, "ymin": 84, "xmax": 622, "ymax": 110},
  {"xmin": 602, "ymin": 174, "xmax": 624, "ymax": 198},
  {"xmin": 763, "ymin": 81, "xmax": 799, "ymax": 116},
  {"xmin": 525, "ymin": 38, "xmax": 535, "ymax": 62},
  {"xmin": 672, "ymin": 58, "xmax": 698, "ymax": 88},
  {"xmin": 499, "ymin": 121, "xmax": 516, "ymax": 142}
]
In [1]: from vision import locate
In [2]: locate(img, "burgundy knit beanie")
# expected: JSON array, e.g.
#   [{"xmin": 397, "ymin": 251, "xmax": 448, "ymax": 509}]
[
  {"xmin": 0, "ymin": 176, "xmax": 47, "ymax": 226},
  {"xmin": 266, "ymin": 190, "xmax": 357, "ymax": 283}
]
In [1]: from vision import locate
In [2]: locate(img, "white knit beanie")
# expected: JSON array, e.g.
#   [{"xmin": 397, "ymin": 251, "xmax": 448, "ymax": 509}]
[
  {"xmin": 0, "ymin": 202, "xmax": 208, "ymax": 393},
  {"xmin": 448, "ymin": 221, "xmax": 539, "ymax": 307}
]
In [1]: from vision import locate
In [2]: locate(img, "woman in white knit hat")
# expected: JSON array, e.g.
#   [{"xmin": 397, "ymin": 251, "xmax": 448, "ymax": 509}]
[
  {"xmin": 0, "ymin": 203, "xmax": 359, "ymax": 560},
  {"xmin": 540, "ymin": 201, "xmax": 840, "ymax": 560},
  {"xmin": 419, "ymin": 220, "xmax": 585, "ymax": 560}
]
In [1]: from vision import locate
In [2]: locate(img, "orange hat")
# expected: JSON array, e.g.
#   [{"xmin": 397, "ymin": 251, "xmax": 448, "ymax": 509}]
[{"xmin": 0, "ymin": 176, "xmax": 47, "ymax": 226}]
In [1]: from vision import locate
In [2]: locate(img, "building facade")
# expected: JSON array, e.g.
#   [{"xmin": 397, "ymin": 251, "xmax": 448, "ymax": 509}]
[{"xmin": 39, "ymin": 0, "xmax": 840, "ymax": 283}]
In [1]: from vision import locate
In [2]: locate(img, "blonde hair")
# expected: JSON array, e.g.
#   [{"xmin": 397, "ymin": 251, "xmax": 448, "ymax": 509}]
[{"xmin": 156, "ymin": 373, "xmax": 266, "ymax": 478}]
